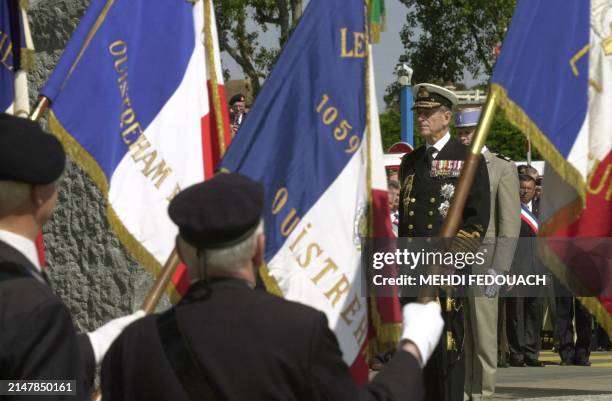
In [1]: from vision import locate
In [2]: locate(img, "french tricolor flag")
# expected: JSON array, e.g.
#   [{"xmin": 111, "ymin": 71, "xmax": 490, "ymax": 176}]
[
  {"xmin": 220, "ymin": 0, "xmax": 401, "ymax": 383},
  {"xmin": 492, "ymin": 0, "xmax": 611, "ymax": 334},
  {"xmin": 41, "ymin": 0, "xmax": 230, "ymax": 298}
]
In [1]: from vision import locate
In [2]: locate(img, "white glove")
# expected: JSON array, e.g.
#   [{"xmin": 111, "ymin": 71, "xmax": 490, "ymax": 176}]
[
  {"xmin": 401, "ymin": 302, "xmax": 444, "ymax": 367},
  {"xmin": 485, "ymin": 268, "xmax": 501, "ymax": 298},
  {"xmin": 87, "ymin": 310, "xmax": 146, "ymax": 365}
]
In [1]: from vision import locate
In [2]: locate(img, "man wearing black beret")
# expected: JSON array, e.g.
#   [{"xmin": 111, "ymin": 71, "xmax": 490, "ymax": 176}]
[
  {"xmin": 0, "ymin": 113, "xmax": 143, "ymax": 400},
  {"xmin": 101, "ymin": 172, "xmax": 446, "ymax": 401},
  {"xmin": 229, "ymin": 93, "xmax": 247, "ymax": 135}
]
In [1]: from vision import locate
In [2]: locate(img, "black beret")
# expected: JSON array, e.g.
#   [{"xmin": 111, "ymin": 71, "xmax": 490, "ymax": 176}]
[
  {"xmin": 229, "ymin": 94, "xmax": 245, "ymax": 105},
  {"xmin": 168, "ymin": 173, "xmax": 264, "ymax": 249},
  {"xmin": 0, "ymin": 113, "xmax": 66, "ymax": 184}
]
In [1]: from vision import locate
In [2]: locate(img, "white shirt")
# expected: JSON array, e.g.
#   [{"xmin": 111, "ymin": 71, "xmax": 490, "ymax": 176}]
[
  {"xmin": 523, "ymin": 200, "xmax": 533, "ymax": 212},
  {"xmin": 425, "ymin": 131, "xmax": 451, "ymax": 159},
  {"xmin": 0, "ymin": 229, "xmax": 42, "ymax": 273},
  {"xmin": 481, "ymin": 145, "xmax": 489, "ymax": 154}
]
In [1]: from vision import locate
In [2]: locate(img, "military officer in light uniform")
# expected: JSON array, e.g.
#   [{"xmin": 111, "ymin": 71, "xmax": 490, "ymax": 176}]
[
  {"xmin": 399, "ymin": 84, "xmax": 491, "ymax": 401},
  {"xmin": 455, "ymin": 108, "xmax": 521, "ymax": 401}
]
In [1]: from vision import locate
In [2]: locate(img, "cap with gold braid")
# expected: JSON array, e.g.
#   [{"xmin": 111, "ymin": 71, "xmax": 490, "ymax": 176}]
[{"xmin": 412, "ymin": 83, "xmax": 458, "ymax": 110}]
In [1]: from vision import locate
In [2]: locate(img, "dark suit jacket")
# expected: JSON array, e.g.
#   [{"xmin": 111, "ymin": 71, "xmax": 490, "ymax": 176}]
[
  {"xmin": 398, "ymin": 137, "xmax": 490, "ymax": 240},
  {"xmin": 101, "ymin": 278, "xmax": 423, "ymax": 401},
  {"xmin": 511, "ymin": 204, "xmax": 542, "ymax": 277},
  {"xmin": 0, "ymin": 240, "xmax": 95, "ymax": 401}
]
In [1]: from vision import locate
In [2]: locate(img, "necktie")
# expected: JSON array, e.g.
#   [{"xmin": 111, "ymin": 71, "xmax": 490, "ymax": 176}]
[{"xmin": 426, "ymin": 147, "xmax": 436, "ymax": 168}]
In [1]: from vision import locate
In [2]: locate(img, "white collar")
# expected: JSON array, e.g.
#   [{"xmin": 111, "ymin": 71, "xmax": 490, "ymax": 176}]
[
  {"xmin": 481, "ymin": 145, "xmax": 489, "ymax": 154},
  {"xmin": 523, "ymin": 200, "xmax": 533, "ymax": 211},
  {"xmin": 0, "ymin": 229, "xmax": 42, "ymax": 273},
  {"xmin": 425, "ymin": 132, "xmax": 450, "ymax": 154}
]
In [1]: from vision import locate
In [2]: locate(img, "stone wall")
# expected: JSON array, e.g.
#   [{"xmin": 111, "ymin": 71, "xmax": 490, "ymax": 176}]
[{"xmin": 27, "ymin": 0, "xmax": 169, "ymax": 332}]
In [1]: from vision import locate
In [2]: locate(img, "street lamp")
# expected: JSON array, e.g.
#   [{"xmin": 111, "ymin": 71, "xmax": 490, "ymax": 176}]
[{"xmin": 396, "ymin": 56, "xmax": 414, "ymax": 146}]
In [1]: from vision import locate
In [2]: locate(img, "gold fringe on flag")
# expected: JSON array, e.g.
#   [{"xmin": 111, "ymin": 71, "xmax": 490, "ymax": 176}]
[
  {"xmin": 492, "ymin": 82, "xmax": 611, "ymax": 337},
  {"xmin": 364, "ymin": 8, "xmax": 401, "ymax": 357}
]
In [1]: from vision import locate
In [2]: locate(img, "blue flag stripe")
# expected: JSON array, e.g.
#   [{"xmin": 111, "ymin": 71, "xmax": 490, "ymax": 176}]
[
  {"xmin": 220, "ymin": 0, "xmax": 366, "ymax": 261},
  {"xmin": 491, "ymin": 0, "xmax": 589, "ymax": 158},
  {"xmin": 41, "ymin": 0, "xmax": 111, "ymax": 101},
  {"xmin": 0, "ymin": 1, "xmax": 19, "ymax": 111},
  {"xmin": 43, "ymin": 1, "xmax": 196, "ymax": 179}
]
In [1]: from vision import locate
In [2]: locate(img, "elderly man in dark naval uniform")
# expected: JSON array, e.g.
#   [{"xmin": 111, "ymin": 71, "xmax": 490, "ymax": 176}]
[
  {"xmin": 101, "ymin": 172, "xmax": 447, "ymax": 401},
  {"xmin": 398, "ymin": 84, "xmax": 491, "ymax": 401},
  {"xmin": 0, "ymin": 113, "xmax": 143, "ymax": 400}
]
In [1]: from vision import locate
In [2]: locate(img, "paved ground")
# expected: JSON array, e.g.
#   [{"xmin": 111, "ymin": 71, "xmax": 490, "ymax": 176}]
[
  {"xmin": 494, "ymin": 351, "xmax": 612, "ymax": 400},
  {"xmin": 369, "ymin": 351, "xmax": 612, "ymax": 400}
]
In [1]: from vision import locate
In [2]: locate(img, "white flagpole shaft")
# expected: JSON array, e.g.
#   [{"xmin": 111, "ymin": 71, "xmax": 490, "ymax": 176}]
[{"xmin": 14, "ymin": 70, "xmax": 30, "ymax": 118}]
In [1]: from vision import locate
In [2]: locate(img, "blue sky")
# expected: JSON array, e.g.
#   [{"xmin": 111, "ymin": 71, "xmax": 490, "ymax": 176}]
[{"xmin": 221, "ymin": 0, "xmax": 408, "ymax": 111}]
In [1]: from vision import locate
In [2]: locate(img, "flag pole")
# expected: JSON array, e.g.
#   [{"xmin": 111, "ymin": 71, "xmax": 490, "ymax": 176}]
[
  {"xmin": 417, "ymin": 88, "xmax": 498, "ymax": 302},
  {"xmin": 139, "ymin": 249, "xmax": 181, "ymax": 312},
  {"xmin": 29, "ymin": 96, "xmax": 50, "ymax": 122},
  {"xmin": 88, "ymin": 249, "xmax": 180, "ymax": 401},
  {"xmin": 203, "ymin": 0, "xmax": 228, "ymax": 157}
]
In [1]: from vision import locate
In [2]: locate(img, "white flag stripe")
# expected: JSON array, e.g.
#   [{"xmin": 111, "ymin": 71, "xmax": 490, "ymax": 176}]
[
  {"xmin": 542, "ymin": 3, "xmax": 612, "ymax": 224},
  {"xmin": 108, "ymin": 3, "xmax": 210, "ymax": 265},
  {"xmin": 267, "ymin": 139, "xmax": 368, "ymax": 364}
]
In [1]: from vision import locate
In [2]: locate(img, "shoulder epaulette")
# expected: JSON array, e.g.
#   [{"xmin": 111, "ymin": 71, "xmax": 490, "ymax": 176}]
[{"xmin": 494, "ymin": 153, "xmax": 512, "ymax": 162}]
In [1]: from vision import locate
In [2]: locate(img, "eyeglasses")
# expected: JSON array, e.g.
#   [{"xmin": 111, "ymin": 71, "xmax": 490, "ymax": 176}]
[{"xmin": 414, "ymin": 107, "xmax": 443, "ymax": 118}]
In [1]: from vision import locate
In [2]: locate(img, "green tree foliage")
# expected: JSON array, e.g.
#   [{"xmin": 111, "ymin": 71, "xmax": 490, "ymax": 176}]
[
  {"xmin": 380, "ymin": 0, "xmax": 539, "ymax": 161},
  {"xmin": 215, "ymin": 0, "xmax": 303, "ymax": 95},
  {"xmin": 379, "ymin": 107, "xmax": 540, "ymax": 161},
  {"xmin": 385, "ymin": 0, "xmax": 515, "ymax": 108},
  {"xmin": 379, "ymin": 109, "xmax": 402, "ymax": 151},
  {"xmin": 379, "ymin": 109, "xmax": 426, "ymax": 151},
  {"xmin": 487, "ymin": 109, "xmax": 541, "ymax": 161}
]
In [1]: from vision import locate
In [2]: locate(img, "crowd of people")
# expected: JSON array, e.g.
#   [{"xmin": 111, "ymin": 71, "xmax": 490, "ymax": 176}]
[
  {"xmin": 0, "ymin": 112, "xmax": 445, "ymax": 400},
  {"xmin": 1, "ymin": 80, "xmax": 608, "ymax": 401}
]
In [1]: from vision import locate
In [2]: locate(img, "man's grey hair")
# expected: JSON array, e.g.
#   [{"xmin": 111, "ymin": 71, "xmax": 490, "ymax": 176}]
[
  {"xmin": 0, "ymin": 180, "xmax": 30, "ymax": 217},
  {"xmin": 440, "ymin": 105, "xmax": 452, "ymax": 114},
  {"xmin": 207, "ymin": 219, "xmax": 264, "ymax": 268},
  {"xmin": 179, "ymin": 219, "xmax": 264, "ymax": 278}
]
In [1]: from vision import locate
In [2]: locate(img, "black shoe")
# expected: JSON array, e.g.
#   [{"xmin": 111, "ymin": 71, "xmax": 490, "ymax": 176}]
[
  {"xmin": 560, "ymin": 359, "xmax": 573, "ymax": 366},
  {"xmin": 498, "ymin": 360, "xmax": 510, "ymax": 368},
  {"xmin": 509, "ymin": 360, "xmax": 526, "ymax": 367},
  {"xmin": 525, "ymin": 358, "xmax": 545, "ymax": 367},
  {"xmin": 573, "ymin": 358, "xmax": 591, "ymax": 366}
]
